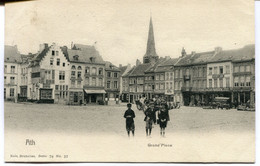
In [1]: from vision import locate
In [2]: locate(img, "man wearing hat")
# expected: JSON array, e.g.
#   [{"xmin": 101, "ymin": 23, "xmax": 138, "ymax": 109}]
[
  {"xmin": 124, "ymin": 103, "xmax": 135, "ymax": 137},
  {"xmin": 144, "ymin": 102, "xmax": 156, "ymax": 137}
]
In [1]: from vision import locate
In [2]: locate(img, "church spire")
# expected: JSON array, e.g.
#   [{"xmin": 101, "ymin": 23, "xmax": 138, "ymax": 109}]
[
  {"xmin": 143, "ymin": 16, "xmax": 158, "ymax": 64},
  {"xmin": 145, "ymin": 16, "xmax": 157, "ymax": 57}
]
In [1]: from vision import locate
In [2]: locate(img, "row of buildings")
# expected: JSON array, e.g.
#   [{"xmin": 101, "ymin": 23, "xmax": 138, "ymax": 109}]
[
  {"xmin": 4, "ymin": 17, "xmax": 255, "ymax": 107},
  {"xmin": 4, "ymin": 43, "xmax": 131, "ymax": 105}
]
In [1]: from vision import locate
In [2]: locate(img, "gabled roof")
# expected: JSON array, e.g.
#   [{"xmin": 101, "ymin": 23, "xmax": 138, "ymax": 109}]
[
  {"xmin": 105, "ymin": 61, "xmax": 120, "ymax": 71},
  {"xmin": 122, "ymin": 66, "xmax": 136, "ymax": 77},
  {"xmin": 129, "ymin": 63, "xmax": 151, "ymax": 77},
  {"xmin": 145, "ymin": 58, "xmax": 168, "ymax": 73},
  {"xmin": 67, "ymin": 44, "xmax": 104, "ymax": 63},
  {"xmin": 175, "ymin": 51, "xmax": 215, "ymax": 66},
  {"xmin": 119, "ymin": 66, "xmax": 128, "ymax": 75},
  {"xmin": 154, "ymin": 58, "xmax": 179, "ymax": 72},
  {"xmin": 4, "ymin": 45, "xmax": 22, "ymax": 63},
  {"xmin": 209, "ymin": 44, "xmax": 255, "ymax": 63}
]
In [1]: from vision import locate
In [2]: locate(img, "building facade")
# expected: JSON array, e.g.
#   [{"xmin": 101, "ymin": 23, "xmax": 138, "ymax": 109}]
[{"xmin": 4, "ymin": 45, "xmax": 22, "ymax": 101}]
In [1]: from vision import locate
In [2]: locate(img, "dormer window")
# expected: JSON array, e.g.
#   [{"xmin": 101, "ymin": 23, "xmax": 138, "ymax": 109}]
[
  {"xmin": 90, "ymin": 57, "xmax": 95, "ymax": 63},
  {"xmin": 73, "ymin": 55, "xmax": 79, "ymax": 61}
]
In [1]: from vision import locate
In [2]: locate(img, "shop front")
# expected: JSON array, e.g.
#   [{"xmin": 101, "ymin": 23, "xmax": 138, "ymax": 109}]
[
  {"xmin": 84, "ymin": 89, "xmax": 106, "ymax": 104},
  {"xmin": 69, "ymin": 89, "xmax": 84, "ymax": 105}
]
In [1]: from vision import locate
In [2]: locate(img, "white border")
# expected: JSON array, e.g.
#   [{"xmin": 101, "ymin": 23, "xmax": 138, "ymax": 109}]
[{"xmin": 0, "ymin": 2, "xmax": 259, "ymax": 166}]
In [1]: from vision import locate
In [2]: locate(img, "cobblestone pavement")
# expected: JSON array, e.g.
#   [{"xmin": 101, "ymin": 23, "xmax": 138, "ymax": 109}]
[{"xmin": 4, "ymin": 102, "xmax": 255, "ymax": 162}]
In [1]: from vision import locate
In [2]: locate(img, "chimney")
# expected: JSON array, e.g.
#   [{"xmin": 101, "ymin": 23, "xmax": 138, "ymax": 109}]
[
  {"xmin": 191, "ymin": 51, "xmax": 196, "ymax": 55},
  {"xmin": 119, "ymin": 64, "xmax": 122, "ymax": 68},
  {"xmin": 165, "ymin": 56, "xmax": 171, "ymax": 60},
  {"xmin": 214, "ymin": 47, "xmax": 222, "ymax": 54},
  {"xmin": 136, "ymin": 59, "xmax": 141, "ymax": 66},
  {"xmin": 181, "ymin": 47, "xmax": 186, "ymax": 57}
]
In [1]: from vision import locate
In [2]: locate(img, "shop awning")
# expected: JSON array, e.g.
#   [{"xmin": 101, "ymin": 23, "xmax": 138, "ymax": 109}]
[{"xmin": 84, "ymin": 89, "xmax": 106, "ymax": 94}]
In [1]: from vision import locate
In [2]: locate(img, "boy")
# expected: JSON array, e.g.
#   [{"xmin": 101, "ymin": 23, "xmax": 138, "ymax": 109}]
[
  {"xmin": 144, "ymin": 103, "xmax": 156, "ymax": 137},
  {"xmin": 124, "ymin": 103, "xmax": 135, "ymax": 137}
]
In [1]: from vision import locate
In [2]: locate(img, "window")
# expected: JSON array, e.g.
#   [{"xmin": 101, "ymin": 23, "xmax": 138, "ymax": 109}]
[
  {"xmin": 155, "ymin": 74, "xmax": 159, "ymax": 80},
  {"xmin": 85, "ymin": 77, "xmax": 89, "ymax": 85},
  {"xmin": 175, "ymin": 70, "xmax": 178, "ymax": 78},
  {"xmin": 63, "ymin": 63, "xmax": 65, "ymax": 67},
  {"xmin": 240, "ymin": 66, "xmax": 245, "ymax": 72},
  {"xmin": 160, "ymin": 74, "xmax": 164, "ymax": 80},
  {"xmin": 56, "ymin": 51, "xmax": 59, "ymax": 56},
  {"xmin": 246, "ymin": 76, "xmax": 251, "ymax": 86},
  {"xmin": 107, "ymin": 81, "xmax": 110, "ymax": 88},
  {"xmin": 4, "ymin": 65, "xmax": 7, "ymax": 73},
  {"xmin": 107, "ymin": 72, "xmax": 111, "ymax": 77},
  {"xmin": 209, "ymin": 67, "xmax": 212, "ymax": 75},
  {"xmin": 85, "ymin": 67, "xmax": 90, "ymax": 74},
  {"xmin": 92, "ymin": 77, "xmax": 96, "ymax": 86},
  {"xmin": 77, "ymin": 80, "xmax": 81, "ymax": 86},
  {"xmin": 55, "ymin": 85, "xmax": 59, "ymax": 90},
  {"xmin": 77, "ymin": 71, "xmax": 81, "ymax": 78},
  {"xmin": 219, "ymin": 78, "xmax": 223, "ymax": 88},
  {"xmin": 92, "ymin": 67, "xmax": 97, "ymax": 75},
  {"xmin": 4, "ymin": 76, "xmax": 6, "ymax": 84},
  {"xmin": 170, "ymin": 82, "xmax": 173, "ymax": 89},
  {"xmin": 166, "ymin": 82, "xmax": 169, "ymax": 89},
  {"xmin": 10, "ymin": 77, "xmax": 15, "ymax": 84},
  {"xmin": 78, "ymin": 66, "xmax": 82, "ymax": 70},
  {"xmin": 203, "ymin": 67, "xmax": 206, "ymax": 77},
  {"xmin": 214, "ymin": 78, "xmax": 218, "ymax": 87},
  {"xmin": 226, "ymin": 77, "xmax": 230, "ymax": 87},
  {"xmin": 52, "ymin": 50, "xmax": 55, "ymax": 56},
  {"xmin": 209, "ymin": 79, "xmax": 212, "ymax": 88},
  {"xmin": 234, "ymin": 77, "xmax": 239, "ymax": 87},
  {"xmin": 50, "ymin": 59, "xmax": 54, "ymax": 65},
  {"xmin": 98, "ymin": 68, "xmax": 103, "ymax": 75},
  {"xmin": 166, "ymin": 73, "xmax": 169, "ymax": 80},
  {"xmin": 155, "ymin": 83, "xmax": 159, "ymax": 90},
  {"xmin": 73, "ymin": 55, "xmax": 79, "ymax": 61},
  {"xmin": 170, "ymin": 73, "xmax": 173, "ymax": 80},
  {"xmin": 71, "ymin": 71, "xmax": 76, "ymax": 77},
  {"xmin": 114, "ymin": 81, "xmax": 118, "ymax": 88},
  {"xmin": 99, "ymin": 78, "xmax": 102, "ymax": 86},
  {"xmin": 71, "ymin": 65, "xmax": 76, "ymax": 70},
  {"xmin": 214, "ymin": 67, "xmax": 218, "ymax": 74},
  {"xmin": 71, "ymin": 80, "xmax": 75, "ymax": 87},
  {"xmin": 180, "ymin": 69, "xmax": 183, "ymax": 78},
  {"xmin": 11, "ymin": 66, "xmax": 15, "ymax": 73},
  {"xmin": 246, "ymin": 65, "xmax": 251, "ymax": 72},
  {"xmin": 59, "ymin": 71, "xmax": 65, "ymax": 80},
  {"xmin": 234, "ymin": 66, "xmax": 239, "ymax": 73},
  {"xmin": 219, "ymin": 66, "xmax": 223, "ymax": 74},
  {"xmin": 240, "ymin": 76, "xmax": 245, "ymax": 87},
  {"xmin": 114, "ymin": 72, "xmax": 118, "ymax": 78},
  {"xmin": 57, "ymin": 58, "xmax": 60, "ymax": 66},
  {"xmin": 185, "ymin": 68, "xmax": 189, "ymax": 75},
  {"xmin": 10, "ymin": 88, "xmax": 14, "ymax": 97},
  {"xmin": 226, "ymin": 65, "xmax": 230, "ymax": 74}
]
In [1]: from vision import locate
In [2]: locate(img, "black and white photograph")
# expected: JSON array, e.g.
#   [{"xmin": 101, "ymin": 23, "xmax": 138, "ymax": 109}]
[{"xmin": 2, "ymin": 0, "xmax": 256, "ymax": 163}]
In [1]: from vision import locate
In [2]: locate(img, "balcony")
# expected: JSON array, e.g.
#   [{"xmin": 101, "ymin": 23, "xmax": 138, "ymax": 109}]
[
  {"xmin": 233, "ymin": 72, "xmax": 251, "ymax": 76},
  {"xmin": 233, "ymin": 86, "xmax": 251, "ymax": 91}
]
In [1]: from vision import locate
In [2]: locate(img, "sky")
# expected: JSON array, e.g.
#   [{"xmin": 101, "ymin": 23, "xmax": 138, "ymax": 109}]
[{"xmin": 5, "ymin": 0, "xmax": 254, "ymax": 66}]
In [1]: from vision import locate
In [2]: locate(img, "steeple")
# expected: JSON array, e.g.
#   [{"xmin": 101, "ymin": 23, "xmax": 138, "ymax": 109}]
[{"xmin": 143, "ymin": 16, "xmax": 159, "ymax": 64}]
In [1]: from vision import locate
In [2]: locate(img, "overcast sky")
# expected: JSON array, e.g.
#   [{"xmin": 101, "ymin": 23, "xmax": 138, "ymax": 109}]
[{"xmin": 5, "ymin": 0, "xmax": 254, "ymax": 66}]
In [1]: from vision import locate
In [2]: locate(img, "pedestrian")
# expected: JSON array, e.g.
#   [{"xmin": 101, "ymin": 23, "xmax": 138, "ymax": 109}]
[
  {"xmin": 157, "ymin": 104, "xmax": 170, "ymax": 137},
  {"xmin": 144, "ymin": 103, "xmax": 156, "ymax": 137},
  {"xmin": 123, "ymin": 103, "xmax": 135, "ymax": 137}
]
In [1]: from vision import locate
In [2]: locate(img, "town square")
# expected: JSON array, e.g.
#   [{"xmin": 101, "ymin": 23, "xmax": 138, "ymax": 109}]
[{"xmin": 3, "ymin": 0, "xmax": 255, "ymax": 163}]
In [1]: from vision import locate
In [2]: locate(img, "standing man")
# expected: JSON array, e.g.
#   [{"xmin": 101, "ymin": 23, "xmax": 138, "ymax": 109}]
[
  {"xmin": 124, "ymin": 103, "xmax": 135, "ymax": 137},
  {"xmin": 144, "ymin": 103, "xmax": 156, "ymax": 137},
  {"xmin": 158, "ymin": 104, "xmax": 170, "ymax": 137}
]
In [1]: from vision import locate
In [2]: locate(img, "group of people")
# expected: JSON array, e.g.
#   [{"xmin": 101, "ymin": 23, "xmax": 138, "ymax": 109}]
[{"xmin": 123, "ymin": 100, "xmax": 170, "ymax": 138}]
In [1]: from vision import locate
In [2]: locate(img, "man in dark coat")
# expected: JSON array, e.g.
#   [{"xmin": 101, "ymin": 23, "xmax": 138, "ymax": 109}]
[
  {"xmin": 124, "ymin": 103, "xmax": 135, "ymax": 137},
  {"xmin": 144, "ymin": 103, "xmax": 156, "ymax": 137},
  {"xmin": 157, "ymin": 103, "xmax": 170, "ymax": 137}
]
